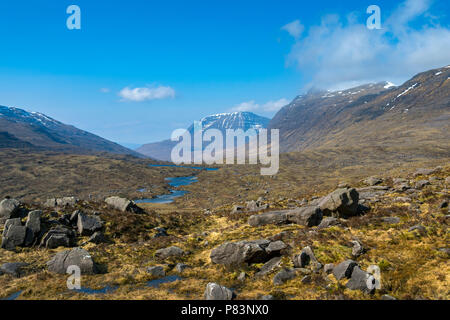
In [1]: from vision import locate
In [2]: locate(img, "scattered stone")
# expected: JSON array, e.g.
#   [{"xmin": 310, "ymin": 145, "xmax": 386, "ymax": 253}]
[
  {"xmin": 105, "ymin": 196, "xmax": 142, "ymax": 213},
  {"xmin": 381, "ymin": 294, "xmax": 397, "ymax": 300},
  {"xmin": 261, "ymin": 295, "xmax": 275, "ymax": 300},
  {"xmin": 345, "ymin": 266, "xmax": 376, "ymax": 294},
  {"xmin": 231, "ymin": 205, "xmax": 244, "ymax": 214},
  {"xmin": 0, "ymin": 262, "xmax": 29, "ymax": 278},
  {"xmin": 87, "ymin": 231, "xmax": 107, "ymax": 244},
  {"xmin": 293, "ymin": 246, "xmax": 318, "ymax": 268},
  {"xmin": 415, "ymin": 180, "xmax": 430, "ymax": 189},
  {"xmin": 408, "ymin": 225, "xmax": 427, "ymax": 234},
  {"xmin": 175, "ymin": 263, "xmax": 190, "ymax": 273},
  {"xmin": 364, "ymin": 177, "xmax": 383, "ymax": 186},
  {"xmin": 301, "ymin": 275, "xmax": 312, "ymax": 284},
  {"xmin": 77, "ymin": 212, "xmax": 103, "ymax": 236},
  {"xmin": 324, "ymin": 264, "xmax": 334, "ymax": 274},
  {"xmin": 210, "ymin": 240, "xmax": 273, "ymax": 266},
  {"xmin": 273, "ymin": 268, "xmax": 296, "ymax": 285},
  {"xmin": 47, "ymin": 247, "xmax": 97, "ymax": 274},
  {"xmin": 56, "ymin": 197, "xmax": 78, "ymax": 207},
  {"xmin": 204, "ymin": 283, "xmax": 235, "ymax": 300},
  {"xmin": 265, "ymin": 241, "xmax": 287, "ymax": 254},
  {"xmin": 255, "ymin": 257, "xmax": 282, "ymax": 277},
  {"xmin": 286, "ymin": 206, "xmax": 323, "ymax": 227},
  {"xmin": 380, "ymin": 217, "xmax": 400, "ymax": 224},
  {"xmin": 155, "ymin": 246, "xmax": 185, "ymax": 260},
  {"xmin": 318, "ymin": 217, "xmax": 341, "ymax": 229},
  {"xmin": 154, "ymin": 227, "xmax": 168, "ymax": 238},
  {"xmin": 1, "ymin": 224, "xmax": 27, "ymax": 250},
  {"xmin": 414, "ymin": 168, "xmax": 438, "ymax": 177},
  {"xmin": 237, "ymin": 272, "xmax": 246, "ymax": 282},
  {"xmin": 351, "ymin": 240, "xmax": 365, "ymax": 257},
  {"xmin": 319, "ymin": 188, "xmax": 359, "ymax": 218},
  {"xmin": 147, "ymin": 266, "xmax": 165, "ymax": 278},
  {"xmin": 248, "ymin": 211, "xmax": 289, "ymax": 227},
  {"xmin": 332, "ymin": 260, "xmax": 358, "ymax": 280},
  {"xmin": 0, "ymin": 198, "xmax": 20, "ymax": 222}
]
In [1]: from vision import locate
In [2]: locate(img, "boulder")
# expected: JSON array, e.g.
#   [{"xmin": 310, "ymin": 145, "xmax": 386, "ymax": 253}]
[
  {"xmin": 87, "ymin": 231, "xmax": 108, "ymax": 244},
  {"xmin": 255, "ymin": 257, "xmax": 282, "ymax": 277},
  {"xmin": 0, "ymin": 262, "xmax": 29, "ymax": 278},
  {"xmin": 318, "ymin": 217, "xmax": 341, "ymax": 229},
  {"xmin": 324, "ymin": 263, "xmax": 334, "ymax": 274},
  {"xmin": 1, "ymin": 224, "xmax": 27, "ymax": 250},
  {"xmin": 47, "ymin": 247, "xmax": 97, "ymax": 274},
  {"xmin": 351, "ymin": 240, "xmax": 365, "ymax": 257},
  {"xmin": 0, "ymin": 199, "xmax": 20, "ymax": 222},
  {"xmin": 147, "ymin": 266, "xmax": 165, "ymax": 278},
  {"xmin": 345, "ymin": 266, "xmax": 376, "ymax": 294},
  {"xmin": 319, "ymin": 188, "xmax": 359, "ymax": 218},
  {"xmin": 364, "ymin": 177, "xmax": 383, "ymax": 186},
  {"xmin": 56, "ymin": 197, "xmax": 78, "ymax": 207},
  {"xmin": 77, "ymin": 212, "xmax": 103, "ymax": 236},
  {"xmin": 155, "ymin": 246, "xmax": 185, "ymax": 260},
  {"xmin": 204, "ymin": 283, "xmax": 235, "ymax": 300},
  {"xmin": 265, "ymin": 241, "xmax": 287, "ymax": 254},
  {"xmin": 25, "ymin": 210, "xmax": 41, "ymax": 237},
  {"xmin": 293, "ymin": 246, "xmax": 318, "ymax": 268},
  {"xmin": 105, "ymin": 196, "xmax": 142, "ymax": 213},
  {"xmin": 332, "ymin": 260, "xmax": 358, "ymax": 280},
  {"xmin": 273, "ymin": 268, "xmax": 296, "ymax": 285},
  {"xmin": 248, "ymin": 211, "xmax": 289, "ymax": 227},
  {"xmin": 41, "ymin": 226, "xmax": 76, "ymax": 249},
  {"xmin": 210, "ymin": 240, "xmax": 272, "ymax": 266},
  {"xmin": 175, "ymin": 263, "xmax": 190, "ymax": 273},
  {"xmin": 286, "ymin": 206, "xmax": 323, "ymax": 227}
]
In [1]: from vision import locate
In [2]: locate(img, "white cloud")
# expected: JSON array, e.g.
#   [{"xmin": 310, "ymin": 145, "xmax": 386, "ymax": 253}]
[
  {"xmin": 230, "ymin": 98, "xmax": 289, "ymax": 113},
  {"xmin": 281, "ymin": 20, "xmax": 304, "ymax": 39},
  {"xmin": 284, "ymin": 0, "xmax": 450, "ymax": 89},
  {"xmin": 119, "ymin": 85, "xmax": 175, "ymax": 102}
]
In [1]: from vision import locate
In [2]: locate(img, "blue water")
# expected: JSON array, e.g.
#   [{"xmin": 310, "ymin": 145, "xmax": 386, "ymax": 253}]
[
  {"xmin": 2, "ymin": 290, "xmax": 22, "ymax": 300},
  {"xmin": 73, "ymin": 286, "xmax": 117, "ymax": 295},
  {"xmin": 135, "ymin": 165, "xmax": 217, "ymax": 204},
  {"xmin": 147, "ymin": 275, "xmax": 183, "ymax": 288}
]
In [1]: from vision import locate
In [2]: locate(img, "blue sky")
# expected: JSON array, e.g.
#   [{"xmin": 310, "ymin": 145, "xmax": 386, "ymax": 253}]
[{"xmin": 0, "ymin": 0, "xmax": 449, "ymax": 146}]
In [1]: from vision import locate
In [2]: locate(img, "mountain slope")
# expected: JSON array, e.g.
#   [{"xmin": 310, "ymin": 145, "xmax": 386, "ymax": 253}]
[
  {"xmin": 269, "ymin": 66, "xmax": 450, "ymax": 153},
  {"xmin": 137, "ymin": 111, "xmax": 270, "ymax": 161},
  {"xmin": 0, "ymin": 106, "xmax": 142, "ymax": 157}
]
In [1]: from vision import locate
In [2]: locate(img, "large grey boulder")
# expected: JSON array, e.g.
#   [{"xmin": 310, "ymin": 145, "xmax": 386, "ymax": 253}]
[
  {"xmin": 319, "ymin": 188, "xmax": 359, "ymax": 218},
  {"xmin": 77, "ymin": 212, "xmax": 103, "ymax": 236},
  {"xmin": 25, "ymin": 210, "xmax": 41, "ymax": 238},
  {"xmin": 1, "ymin": 224, "xmax": 27, "ymax": 250},
  {"xmin": 0, "ymin": 262, "xmax": 29, "ymax": 278},
  {"xmin": 345, "ymin": 266, "xmax": 376, "ymax": 294},
  {"xmin": 248, "ymin": 211, "xmax": 289, "ymax": 227},
  {"xmin": 273, "ymin": 268, "xmax": 296, "ymax": 285},
  {"xmin": 210, "ymin": 240, "xmax": 272, "ymax": 266},
  {"xmin": 47, "ymin": 248, "xmax": 97, "ymax": 274},
  {"xmin": 105, "ymin": 196, "xmax": 142, "ymax": 213},
  {"xmin": 0, "ymin": 199, "xmax": 20, "ymax": 222},
  {"xmin": 154, "ymin": 246, "xmax": 185, "ymax": 260},
  {"xmin": 286, "ymin": 206, "xmax": 323, "ymax": 227},
  {"xmin": 204, "ymin": 283, "xmax": 235, "ymax": 300},
  {"xmin": 41, "ymin": 226, "xmax": 76, "ymax": 249},
  {"xmin": 332, "ymin": 260, "xmax": 358, "ymax": 280}
]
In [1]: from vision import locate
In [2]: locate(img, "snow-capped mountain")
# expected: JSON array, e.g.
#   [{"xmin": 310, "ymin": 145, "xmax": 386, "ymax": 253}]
[
  {"xmin": 137, "ymin": 111, "xmax": 270, "ymax": 161},
  {"xmin": 0, "ymin": 105, "xmax": 142, "ymax": 156}
]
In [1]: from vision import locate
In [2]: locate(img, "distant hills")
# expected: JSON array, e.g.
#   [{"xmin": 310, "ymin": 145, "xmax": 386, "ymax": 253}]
[
  {"xmin": 136, "ymin": 111, "xmax": 270, "ymax": 161},
  {"xmin": 269, "ymin": 66, "xmax": 450, "ymax": 153},
  {"xmin": 0, "ymin": 106, "xmax": 141, "ymax": 157}
]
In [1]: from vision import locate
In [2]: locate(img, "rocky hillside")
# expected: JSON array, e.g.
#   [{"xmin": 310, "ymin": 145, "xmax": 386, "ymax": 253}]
[
  {"xmin": 0, "ymin": 165, "xmax": 448, "ymax": 300},
  {"xmin": 0, "ymin": 106, "xmax": 142, "ymax": 157},
  {"xmin": 269, "ymin": 66, "xmax": 450, "ymax": 153},
  {"xmin": 137, "ymin": 112, "xmax": 270, "ymax": 161}
]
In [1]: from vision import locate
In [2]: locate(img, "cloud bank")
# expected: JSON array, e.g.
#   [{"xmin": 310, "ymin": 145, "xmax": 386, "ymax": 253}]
[
  {"xmin": 230, "ymin": 98, "xmax": 290, "ymax": 113},
  {"xmin": 282, "ymin": 0, "xmax": 450, "ymax": 90},
  {"xmin": 119, "ymin": 85, "xmax": 175, "ymax": 102}
]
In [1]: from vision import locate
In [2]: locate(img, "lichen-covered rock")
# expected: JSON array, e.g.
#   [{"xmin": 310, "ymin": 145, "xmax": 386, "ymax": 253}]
[
  {"xmin": 204, "ymin": 283, "xmax": 235, "ymax": 300},
  {"xmin": 0, "ymin": 199, "xmax": 20, "ymax": 222},
  {"xmin": 47, "ymin": 247, "xmax": 97, "ymax": 274},
  {"xmin": 255, "ymin": 257, "xmax": 282, "ymax": 277},
  {"xmin": 77, "ymin": 212, "xmax": 103, "ymax": 236},
  {"xmin": 332, "ymin": 260, "xmax": 358, "ymax": 280},
  {"xmin": 147, "ymin": 266, "xmax": 165, "ymax": 278},
  {"xmin": 293, "ymin": 246, "xmax": 318, "ymax": 268},
  {"xmin": 1, "ymin": 224, "xmax": 27, "ymax": 251},
  {"xmin": 155, "ymin": 246, "xmax": 185, "ymax": 260},
  {"xmin": 41, "ymin": 226, "xmax": 76, "ymax": 249},
  {"xmin": 210, "ymin": 240, "xmax": 271, "ymax": 266},
  {"xmin": 25, "ymin": 210, "xmax": 41, "ymax": 237},
  {"xmin": 345, "ymin": 266, "xmax": 376, "ymax": 294},
  {"xmin": 273, "ymin": 268, "xmax": 296, "ymax": 285},
  {"xmin": 319, "ymin": 188, "xmax": 359, "ymax": 218},
  {"xmin": 105, "ymin": 196, "xmax": 142, "ymax": 213},
  {"xmin": 0, "ymin": 262, "xmax": 29, "ymax": 278},
  {"xmin": 286, "ymin": 206, "xmax": 323, "ymax": 227},
  {"xmin": 248, "ymin": 211, "xmax": 289, "ymax": 227}
]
